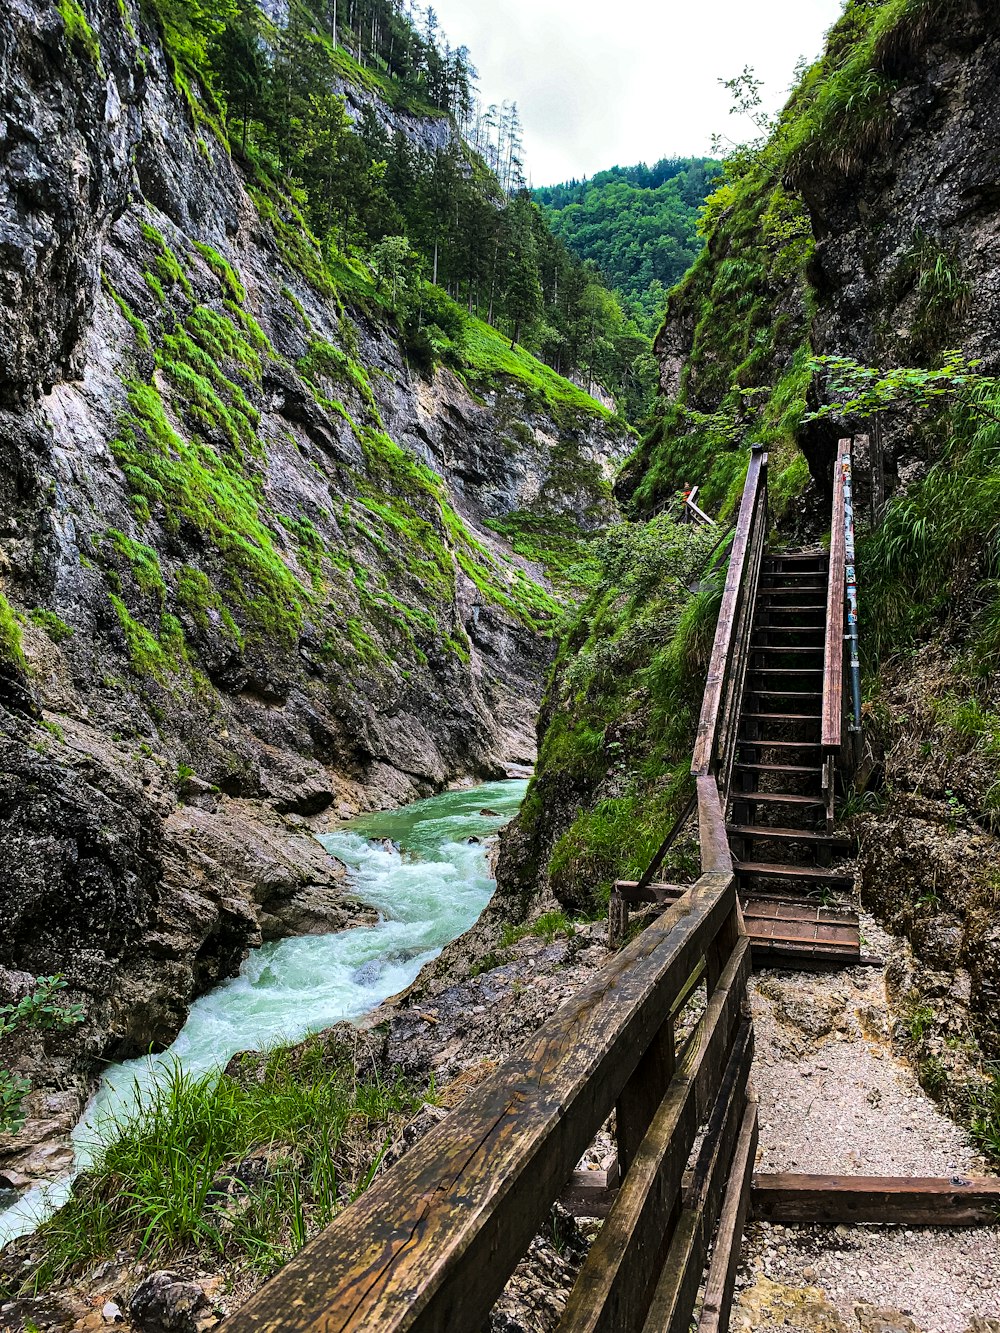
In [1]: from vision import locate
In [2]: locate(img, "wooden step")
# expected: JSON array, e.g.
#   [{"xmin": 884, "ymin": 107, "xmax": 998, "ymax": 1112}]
[
  {"xmin": 750, "ymin": 690, "xmax": 823, "ymax": 699},
  {"xmin": 757, "ymin": 589, "xmax": 832, "ymax": 599},
  {"xmin": 738, "ymin": 739, "xmax": 822, "ymax": 749},
  {"xmin": 727, "ymin": 824, "xmax": 851, "ymax": 846},
  {"xmin": 756, "ymin": 631, "xmax": 826, "ymax": 639},
  {"xmin": 750, "ymin": 646, "xmax": 825, "ymax": 655},
  {"xmin": 761, "ymin": 570, "xmax": 831, "ymax": 580},
  {"xmin": 740, "ymin": 713, "xmax": 821, "ymax": 724},
  {"xmin": 759, "ymin": 604, "xmax": 827, "ymax": 613},
  {"xmin": 737, "ymin": 791, "xmax": 825, "ymax": 807},
  {"xmin": 750, "ymin": 1175, "xmax": 1000, "ymax": 1226},
  {"xmin": 749, "ymin": 667, "xmax": 824, "ymax": 676},
  {"xmin": 734, "ymin": 762, "xmax": 822, "ymax": 775},
  {"xmin": 735, "ymin": 861, "xmax": 854, "ymax": 886}
]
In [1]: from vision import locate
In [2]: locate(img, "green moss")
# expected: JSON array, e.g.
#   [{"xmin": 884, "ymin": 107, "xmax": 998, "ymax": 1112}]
[
  {"xmin": 112, "ymin": 377, "xmax": 303, "ymax": 648},
  {"xmin": 140, "ymin": 222, "xmax": 193, "ymax": 300},
  {"xmin": 109, "ymin": 594, "xmax": 185, "ymax": 680},
  {"xmin": 57, "ymin": 0, "xmax": 101, "ymax": 66},
  {"xmin": 484, "ymin": 512, "xmax": 600, "ymax": 599},
  {"xmin": 0, "ymin": 593, "xmax": 27, "ymax": 672},
  {"xmin": 192, "ymin": 242, "xmax": 247, "ymax": 304},
  {"xmin": 102, "ymin": 275, "xmax": 152, "ymax": 351},
  {"xmin": 175, "ymin": 566, "xmax": 244, "ymax": 648},
  {"xmin": 423, "ymin": 291, "xmax": 613, "ymax": 425},
  {"xmin": 249, "ymin": 185, "xmax": 337, "ymax": 299},
  {"xmin": 28, "ymin": 610, "xmax": 74, "ymax": 644},
  {"xmin": 101, "ymin": 530, "xmax": 167, "ymax": 601}
]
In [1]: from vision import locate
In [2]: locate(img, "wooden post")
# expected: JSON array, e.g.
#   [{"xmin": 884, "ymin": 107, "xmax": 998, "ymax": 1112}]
[{"xmin": 608, "ymin": 888, "xmax": 629, "ymax": 950}]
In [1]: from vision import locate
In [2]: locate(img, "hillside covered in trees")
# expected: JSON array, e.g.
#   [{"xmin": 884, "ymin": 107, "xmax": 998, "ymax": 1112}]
[
  {"xmin": 534, "ymin": 159, "xmax": 718, "ymax": 333},
  {"xmin": 174, "ymin": 0, "xmax": 655, "ymax": 415}
]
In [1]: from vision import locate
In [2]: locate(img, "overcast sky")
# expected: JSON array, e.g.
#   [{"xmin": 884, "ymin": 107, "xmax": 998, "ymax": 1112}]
[{"xmin": 425, "ymin": 0, "xmax": 847, "ymax": 185}]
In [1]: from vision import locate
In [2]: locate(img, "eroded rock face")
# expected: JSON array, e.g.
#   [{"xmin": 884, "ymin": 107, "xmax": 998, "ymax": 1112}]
[
  {"xmin": 0, "ymin": 0, "xmax": 628, "ymax": 1162},
  {"xmin": 796, "ymin": 5, "xmax": 1000, "ymax": 489}
]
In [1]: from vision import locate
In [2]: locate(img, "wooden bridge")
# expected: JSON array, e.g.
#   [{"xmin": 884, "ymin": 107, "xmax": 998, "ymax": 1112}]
[{"xmin": 226, "ymin": 439, "xmax": 998, "ymax": 1333}]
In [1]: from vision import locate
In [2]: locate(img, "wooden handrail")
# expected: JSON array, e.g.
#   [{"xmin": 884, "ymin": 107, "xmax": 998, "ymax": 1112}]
[
  {"xmin": 822, "ymin": 439, "xmax": 850, "ymax": 752},
  {"xmin": 227, "ymin": 875, "xmax": 746, "ymax": 1333},
  {"xmin": 697, "ymin": 774, "xmax": 733, "ymax": 876},
  {"xmin": 691, "ymin": 446, "xmax": 769, "ymax": 789}
]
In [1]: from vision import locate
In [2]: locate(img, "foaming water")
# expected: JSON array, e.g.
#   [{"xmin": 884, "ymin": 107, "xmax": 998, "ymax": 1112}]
[{"xmin": 0, "ymin": 778, "xmax": 527, "ymax": 1245}]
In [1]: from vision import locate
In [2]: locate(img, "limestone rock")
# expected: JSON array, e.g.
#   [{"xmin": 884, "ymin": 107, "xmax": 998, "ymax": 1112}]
[{"xmin": 128, "ymin": 1272, "xmax": 221, "ymax": 1333}]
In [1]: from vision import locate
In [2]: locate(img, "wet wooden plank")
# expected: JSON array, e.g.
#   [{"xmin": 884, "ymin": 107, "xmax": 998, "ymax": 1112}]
[
  {"xmin": 823, "ymin": 439, "xmax": 850, "ymax": 750},
  {"xmin": 698, "ymin": 1098, "xmax": 759, "ymax": 1333},
  {"xmin": 699, "ymin": 776, "xmax": 733, "ymax": 875},
  {"xmin": 560, "ymin": 941, "xmax": 751, "ymax": 1333},
  {"xmin": 692, "ymin": 448, "xmax": 767, "ymax": 777},
  {"xmin": 226, "ymin": 878, "xmax": 738, "ymax": 1333},
  {"xmin": 751, "ymin": 1174, "xmax": 1000, "ymax": 1225}
]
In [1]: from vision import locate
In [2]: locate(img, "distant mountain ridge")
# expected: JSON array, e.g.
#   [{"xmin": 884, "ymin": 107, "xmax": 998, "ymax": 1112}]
[{"xmin": 534, "ymin": 158, "xmax": 719, "ymax": 332}]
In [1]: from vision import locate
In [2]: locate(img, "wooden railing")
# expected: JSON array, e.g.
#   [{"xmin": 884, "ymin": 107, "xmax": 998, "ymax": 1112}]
[
  {"xmin": 228, "ymin": 865, "xmax": 752, "ymax": 1333},
  {"xmin": 691, "ymin": 445, "xmax": 769, "ymax": 806},
  {"xmin": 226, "ymin": 453, "xmax": 772, "ymax": 1333}
]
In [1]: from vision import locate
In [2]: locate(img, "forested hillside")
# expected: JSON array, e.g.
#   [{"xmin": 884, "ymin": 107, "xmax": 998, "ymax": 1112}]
[
  {"xmin": 534, "ymin": 159, "xmax": 718, "ymax": 332},
  {"xmin": 167, "ymin": 0, "xmax": 651, "ymax": 413}
]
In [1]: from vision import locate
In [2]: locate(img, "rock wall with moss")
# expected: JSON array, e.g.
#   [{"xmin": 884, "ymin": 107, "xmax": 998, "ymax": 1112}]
[
  {"xmin": 0, "ymin": 0, "xmax": 631, "ymax": 1148},
  {"xmin": 498, "ymin": 1, "xmax": 1000, "ymax": 1134}
]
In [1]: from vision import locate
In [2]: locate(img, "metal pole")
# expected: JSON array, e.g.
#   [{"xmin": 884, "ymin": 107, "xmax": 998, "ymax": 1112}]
[{"xmin": 843, "ymin": 447, "xmax": 862, "ymax": 744}]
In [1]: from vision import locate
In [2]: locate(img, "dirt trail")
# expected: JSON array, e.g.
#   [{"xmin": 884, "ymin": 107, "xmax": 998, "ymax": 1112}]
[{"xmin": 734, "ymin": 917, "xmax": 1000, "ymax": 1333}]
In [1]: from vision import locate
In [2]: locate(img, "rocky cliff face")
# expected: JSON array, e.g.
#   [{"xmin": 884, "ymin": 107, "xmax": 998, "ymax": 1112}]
[{"xmin": 0, "ymin": 0, "xmax": 629, "ymax": 1167}]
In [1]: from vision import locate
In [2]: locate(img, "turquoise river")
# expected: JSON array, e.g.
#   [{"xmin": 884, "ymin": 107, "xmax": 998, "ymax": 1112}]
[{"xmin": 0, "ymin": 778, "xmax": 527, "ymax": 1245}]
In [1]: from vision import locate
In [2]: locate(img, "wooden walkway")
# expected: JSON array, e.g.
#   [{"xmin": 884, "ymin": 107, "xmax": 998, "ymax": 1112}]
[{"xmin": 225, "ymin": 438, "xmax": 998, "ymax": 1333}]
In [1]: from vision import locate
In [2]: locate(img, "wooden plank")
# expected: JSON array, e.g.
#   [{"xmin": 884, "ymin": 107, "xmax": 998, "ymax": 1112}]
[
  {"xmin": 751, "ymin": 1174, "xmax": 1000, "ymax": 1226},
  {"xmin": 698, "ymin": 1098, "xmax": 759, "ymax": 1333},
  {"xmin": 823, "ymin": 439, "xmax": 850, "ymax": 750},
  {"xmin": 741, "ymin": 900, "xmax": 847, "ymax": 919},
  {"xmin": 692, "ymin": 448, "xmax": 766, "ymax": 777},
  {"xmin": 226, "ymin": 877, "xmax": 738, "ymax": 1333},
  {"xmin": 698, "ymin": 776, "xmax": 733, "ymax": 875},
  {"xmin": 561, "ymin": 1160, "xmax": 621, "ymax": 1218},
  {"xmin": 560, "ymin": 940, "xmax": 752, "ymax": 1333},
  {"xmin": 641, "ymin": 1021, "xmax": 755, "ymax": 1333}
]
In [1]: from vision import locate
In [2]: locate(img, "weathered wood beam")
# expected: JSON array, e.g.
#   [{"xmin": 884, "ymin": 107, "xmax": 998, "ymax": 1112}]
[
  {"xmin": 692, "ymin": 447, "xmax": 767, "ymax": 778},
  {"xmin": 640, "ymin": 1020, "xmax": 755, "ymax": 1333},
  {"xmin": 822, "ymin": 438, "xmax": 849, "ymax": 752},
  {"xmin": 698, "ymin": 1097, "xmax": 759, "ymax": 1333},
  {"xmin": 751, "ymin": 1174, "xmax": 1000, "ymax": 1226}
]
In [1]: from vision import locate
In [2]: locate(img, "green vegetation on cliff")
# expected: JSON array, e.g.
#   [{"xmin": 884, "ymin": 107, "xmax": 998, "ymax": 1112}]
[
  {"xmin": 512, "ymin": 0, "xmax": 987, "ymax": 916},
  {"xmin": 144, "ymin": 0, "xmax": 646, "ymax": 415},
  {"xmin": 506, "ymin": 516, "xmax": 724, "ymax": 914}
]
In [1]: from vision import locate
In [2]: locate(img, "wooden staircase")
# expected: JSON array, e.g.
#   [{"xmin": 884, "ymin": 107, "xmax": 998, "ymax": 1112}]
[{"xmin": 730, "ymin": 550, "xmax": 860, "ymax": 965}]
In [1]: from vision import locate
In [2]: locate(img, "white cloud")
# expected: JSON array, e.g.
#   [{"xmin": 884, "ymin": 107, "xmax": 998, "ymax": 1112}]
[{"xmin": 425, "ymin": 0, "xmax": 846, "ymax": 184}]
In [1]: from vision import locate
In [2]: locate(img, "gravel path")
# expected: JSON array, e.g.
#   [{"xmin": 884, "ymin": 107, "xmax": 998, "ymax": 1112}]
[{"xmin": 734, "ymin": 916, "xmax": 1000, "ymax": 1333}]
